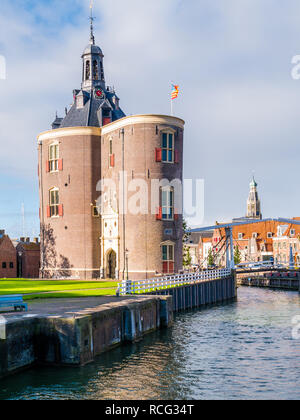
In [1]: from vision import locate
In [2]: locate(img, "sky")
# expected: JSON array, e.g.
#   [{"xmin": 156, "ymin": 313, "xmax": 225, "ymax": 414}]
[{"xmin": 1, "ymin": 0, "xmax": 300, "ymax": 237}]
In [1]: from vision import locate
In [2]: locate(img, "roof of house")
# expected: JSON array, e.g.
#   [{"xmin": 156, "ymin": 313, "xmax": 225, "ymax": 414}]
[{"xmin": 17, "ymin": 242, "xmax": 40, "ymax": 251}]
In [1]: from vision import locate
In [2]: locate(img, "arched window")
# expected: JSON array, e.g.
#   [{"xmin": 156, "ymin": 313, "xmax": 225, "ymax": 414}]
[
  {"xmin": 93, "ymin": 60, "xmax": 99, "ymax": 80},
  {"xmin": 100, "ymin": 61, "xmax": 104, "ymax": 80},
  {"xmin": 85, "ymin": 60, "xmax": 90, "ymax": 80},
  {"xmin": 49, "ymin": 187, "xmax": 59, "ymax": 217}
]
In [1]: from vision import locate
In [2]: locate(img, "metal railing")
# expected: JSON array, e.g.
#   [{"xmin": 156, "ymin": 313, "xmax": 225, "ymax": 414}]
[{"xmin": 117, "ymin": 268, "xmax": 232, "ymax": 296}]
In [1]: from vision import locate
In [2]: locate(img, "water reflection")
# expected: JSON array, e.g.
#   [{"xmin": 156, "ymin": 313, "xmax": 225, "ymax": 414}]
[{"xmin": 0, "ymin": 288, "xmax": 299, "ymax": 400}]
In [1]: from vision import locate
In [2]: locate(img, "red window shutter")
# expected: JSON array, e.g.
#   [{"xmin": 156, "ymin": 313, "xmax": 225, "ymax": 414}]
[
  {"xmin": 58, "ymin": 204, "xmax": 64, "ymax": 217},
  {"xmin": 174, "ymin": 150, "xmax": 179, "ymax": 164},
  {"xmin": 46, "ymin": 206, "xmax": 51, "ymax": 218},
  {"xmin": 58, "ymin": 159, "xmax": 63, "ymax": 171},
  {"xmin": 156, "ymin": 207, "xmax": 162, "ymax": 220},
  {"xmin": 169, "ymin": 262, "xmax": 174, "ymax": 273},
  {"xmin": 174, "ymin": 210, "xmax": 179, "ymax": 221},
  {"xmin": 155, "ymin": 148, "xmax": 162, "ymax": 162},
  {"xmin": 162, "ymin": 262, "xmax": 168, "ymax": 274},
  {"xmin": 110, "ymin": 154, "xmax": 115, "ymax": 167},
  {"xmin": 46, "ymin": 161, "xmax": 50, "ymax": 173}
]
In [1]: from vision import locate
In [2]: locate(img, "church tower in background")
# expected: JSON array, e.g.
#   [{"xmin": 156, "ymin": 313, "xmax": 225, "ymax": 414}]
[{"xmin": 246, "ymin": 176, "xmax": 262, "ymax": 220}]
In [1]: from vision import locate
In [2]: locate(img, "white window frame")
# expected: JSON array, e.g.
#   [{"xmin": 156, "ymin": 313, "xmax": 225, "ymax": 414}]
[
  {"xmin": 161, "ymin": 186, "xmax": 174, "ymax": 221},
  {"xmin": 49, "ymin": 187, "xmax": 59, "ymax": 217},
  {"xmin": 49, "ymin": 143, "xmax": 59, "ymax": 173},
  {"xmin": 161, "ymin": 129, "xmax": 175, "ymax": 163}
]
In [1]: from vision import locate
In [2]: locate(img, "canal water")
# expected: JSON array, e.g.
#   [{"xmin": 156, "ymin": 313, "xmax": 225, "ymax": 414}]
[{"xmin": 0, "ymin": 287, "xmax": 300, "ymax": 400}]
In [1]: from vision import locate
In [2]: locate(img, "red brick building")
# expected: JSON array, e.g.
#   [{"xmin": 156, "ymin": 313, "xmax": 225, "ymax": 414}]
[
  {"xmin": 0, "ymin": 230, "xmax": 17, "ymax": 278},
  {"xmin": 38, "ymin": 23, "xmax": 184, "ymax": 280},
  {"xmin": 16, "ymin": 239, "xmax": 40, "ymax": 279}
]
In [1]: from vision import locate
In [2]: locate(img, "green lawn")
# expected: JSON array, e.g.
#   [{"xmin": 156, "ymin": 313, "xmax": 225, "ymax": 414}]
[
  {"xmin": 0, "ymin": 279, "xmax": 118, "ymax": 300},
  {"xmin": 23, "ymin": 289, "xmax": 117, "ymax": 301}
]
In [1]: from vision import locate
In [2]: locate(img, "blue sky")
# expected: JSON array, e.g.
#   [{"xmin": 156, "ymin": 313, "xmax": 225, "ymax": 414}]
[{"xmin": 1, "ymin": 0, "xmax": 300, "ymax": 237}]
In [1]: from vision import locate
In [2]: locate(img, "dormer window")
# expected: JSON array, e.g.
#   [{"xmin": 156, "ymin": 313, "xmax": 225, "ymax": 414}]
[
  {"xmin": 267, "ymin": 232, "xmax": 273, "ymax": 239},
  {"xmin": 290, "ymin": 229, "xmax": 296, "ymax": 237},
  {"xmin": 252, "ymin": 232, "xmax": 258, "ymax": 239},
  {"xmin": 238, "ymin": 233, "xmax": 243, "ymax": 240}
]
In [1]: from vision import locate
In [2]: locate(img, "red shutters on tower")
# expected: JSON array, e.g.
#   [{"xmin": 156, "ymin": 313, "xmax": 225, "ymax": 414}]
[
  {"xmin": 45, "ymin": 159, "xmax": 63, "ymax": 173},
  {"xmin": 156, "ymin": 207, "xmax": 162, "ymax": 220},
  {"xmin": 155, "ymin": 148, "xmax": 162, "ymax": 162},
  {"xmin": 58, "ymin": 204, "xmax": 64, "ymax": 217},
  {"xmin": 58, "ymin": 159, "xmax": 63, "ymax": 171},
  {"xmin": 110, "ymin": 154, "xmax": 115, "ymax": 168},
  {"xmin": 46, "ymin": 205, "xmax": 63, "ymax": 218},
  {"xmin": 155, "ymin": 148, "xmax": 180, "ymax": 163}
]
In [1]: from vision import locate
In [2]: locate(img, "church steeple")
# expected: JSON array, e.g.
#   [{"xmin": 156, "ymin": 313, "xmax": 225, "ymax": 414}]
[
  {"xmin": 81, "ymin": 5, "xmax": 105, "ymax": 91},
  {"xmin": 246, "ymin": 175, "xmax": 262, "ymax": 220},
  {"xmin": 54, "ymin": 6, "xmax": 126, "ymax": 130}
]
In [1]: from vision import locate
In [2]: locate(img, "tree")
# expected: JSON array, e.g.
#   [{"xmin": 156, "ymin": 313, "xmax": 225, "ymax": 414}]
[
  {"xmin": 183, "ymin": 218, "xmax": 192, "ymax": 268},
  {"xmin": 234, "ymin": 245, "xmax": 241, "ymax": 265},
  {"xmin": 207, "ymin": 248, "xmax": 214, "ymax": 267}
]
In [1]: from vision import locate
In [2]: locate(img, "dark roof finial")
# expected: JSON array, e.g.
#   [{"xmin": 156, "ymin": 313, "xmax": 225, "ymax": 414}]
[{"xmin": 89, "ymin": 0, "xmax": 95, "ymax": 45}]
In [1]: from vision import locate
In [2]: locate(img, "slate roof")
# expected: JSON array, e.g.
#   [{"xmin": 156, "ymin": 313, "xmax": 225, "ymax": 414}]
[{"xmin": 56, "ymin": 89, "xmax": 125, "ymax": 129}]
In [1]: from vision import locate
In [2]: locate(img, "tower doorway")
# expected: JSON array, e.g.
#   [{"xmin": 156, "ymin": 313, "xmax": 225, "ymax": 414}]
[{"xmin": 106, "ymin": 250, "xmax": 117, "ymax": 279}]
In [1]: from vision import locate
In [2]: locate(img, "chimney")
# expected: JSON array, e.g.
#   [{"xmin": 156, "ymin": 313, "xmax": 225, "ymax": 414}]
[
  {"xmin": 33, "ymin": 237, "xmax": 39, "ymax": 244},
  {"xmin": 26, "ymin": 237, "xmax": 30, "ymax": 243},
  {"xmin": 20, "ymin": 237, "xmax": 25, "ymax": 243}
]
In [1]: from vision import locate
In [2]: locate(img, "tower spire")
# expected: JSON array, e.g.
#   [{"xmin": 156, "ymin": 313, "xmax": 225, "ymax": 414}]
[{"xmin": 89, "ymin": 0, "xmax": 95, "ymax": 45}]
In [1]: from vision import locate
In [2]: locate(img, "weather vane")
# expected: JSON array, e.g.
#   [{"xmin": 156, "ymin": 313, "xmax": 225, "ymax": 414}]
[{"xmin": 89, "ymin": 0, "xmax": 95, "ymax": 45}]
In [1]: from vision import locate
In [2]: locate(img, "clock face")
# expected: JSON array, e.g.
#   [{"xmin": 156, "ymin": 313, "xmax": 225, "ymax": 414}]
[{"xmin": 95, "ymin": 88, "xmax": 104, "ymax": 99}]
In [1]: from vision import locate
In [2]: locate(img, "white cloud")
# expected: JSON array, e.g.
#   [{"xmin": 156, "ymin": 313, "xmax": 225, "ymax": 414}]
[{"xmin": 1, "ymin": 0, "xmax": 300, "ymax": 236}]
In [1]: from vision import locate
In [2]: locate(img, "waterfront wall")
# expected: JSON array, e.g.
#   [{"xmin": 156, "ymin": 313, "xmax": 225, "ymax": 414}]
[
  {"xmin": 0, "ymin": 275, "xmax": 236, "ymax": 379},
  {"xmin": 151, "ymin": 274, "xmax": 237, "ymax": 312},
  {"xmin": 237, "ymin": 276, "xmax": 299, "ymax": 291},
  {"xmin": 0, "ymin": 296, "xmax": 173, "ymax": 379}
]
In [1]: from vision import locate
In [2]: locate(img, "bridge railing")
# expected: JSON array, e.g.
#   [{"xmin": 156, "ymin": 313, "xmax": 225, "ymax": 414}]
[{"xmin": 117, "ymin": 268, "xmax": 232, "ymax": 296}]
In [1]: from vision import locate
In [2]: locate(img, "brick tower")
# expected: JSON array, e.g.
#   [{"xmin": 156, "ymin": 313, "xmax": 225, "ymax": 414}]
[{"xmin": 38, "ymin": 16, "xmax": 185, "ymax": 280}]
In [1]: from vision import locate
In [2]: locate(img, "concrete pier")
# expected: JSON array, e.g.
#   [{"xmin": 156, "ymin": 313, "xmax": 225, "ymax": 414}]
[
  {"xmin": 151, "ymin": 273, "xmax": 237, "ymax": 311},
  {"xmin": 0, "ymin": 274, "xmax": 236, "ymax": 379},
  {"xmin": 0, "ymin": 295, "xmax": 172, "ymax": 379},
  {"xmin": 237, "ymin": 276, "xmax": 299, "ymax": 291}
]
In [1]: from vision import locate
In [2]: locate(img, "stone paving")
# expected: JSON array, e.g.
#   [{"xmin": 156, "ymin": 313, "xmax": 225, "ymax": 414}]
[{"xmin": 0, "ymin": 295, "xmax": 157, "ymax": 322}]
